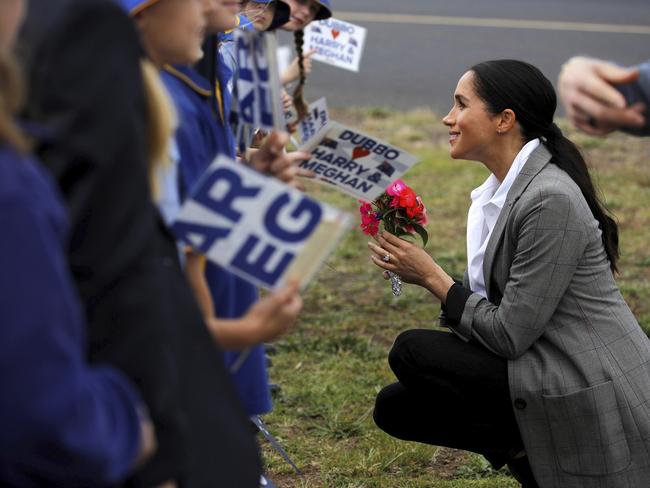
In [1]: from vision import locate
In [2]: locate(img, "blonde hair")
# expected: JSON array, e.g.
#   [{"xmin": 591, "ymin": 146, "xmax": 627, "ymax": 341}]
[
  {"xmin": 140, "ymin": 58, "xmax": 177, "ymax": 199},
  {"xmin": 0, "ymin": 49, "xmax": 29, "ymax": 153}
]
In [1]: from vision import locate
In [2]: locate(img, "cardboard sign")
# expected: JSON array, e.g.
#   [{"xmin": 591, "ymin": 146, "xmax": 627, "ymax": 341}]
[
  {"xmin": 172, "ymin": 156, "xmax": 351, "ymax": 290},
  {"xmin": 298, "ymin": 97, "xmax": 329, "ymax": 145},
  {"xmin": 276, "ymin": 45, "xmax": 292, "ymax": 75},
  {"xmin": 232, "ymin": 30, "xmax": 284, "ymax": 151},
  {"xmin": 304, "ymin": 18, "xmax": 367, "ymax": 72},
  {"xmin": 284, "ymin": 105, "xmax": 298, "ymax": 125},
  {"xmin": 298, "ymin": 122, "xmax": 419, "ymax": 200}
]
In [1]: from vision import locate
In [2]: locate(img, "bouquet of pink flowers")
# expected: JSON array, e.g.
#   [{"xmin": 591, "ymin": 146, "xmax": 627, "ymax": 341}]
[
  {"xmin": 359, "ymin": 179, "xmax": 429, "ymax": 246},
  {"xmin": 359, "ymin": 179, "xmax": 429, "ymax": 295}
]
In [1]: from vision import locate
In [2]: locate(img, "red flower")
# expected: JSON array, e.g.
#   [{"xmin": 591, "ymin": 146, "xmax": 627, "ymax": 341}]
[
  {"xmin": 405, "ymin": 195, "xmax": 426, "ymax": 220},
  {"xmin": 398, "ymin": 187, "xmax": 417, "ymax": 209},
  {"xmin": 358, "ymin": 182, "xmax": 429, "ymax": 245},
  {"xmin": 359, "ymin": 200, "xmax": 380, "ymax": 236}
]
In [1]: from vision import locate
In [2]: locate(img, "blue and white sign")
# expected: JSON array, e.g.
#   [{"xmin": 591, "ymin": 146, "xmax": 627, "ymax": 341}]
[
  {"xmin": 298, "ymin": 97, "xmax": 329, "ymax": 145},
  {"xmin": 305, "ymin": 18, "xmax": 367, "ymax": 72},
  {"xmin": 172, "ymin": 156, "xmax": 351, "ymax": 290},
  {"xmin": 233, "ymin": 30, "xmax": 284, "ymax": 151},
  {"xmin": 298, "ymin": 122, "xmax": 419, "ymax": 200}
]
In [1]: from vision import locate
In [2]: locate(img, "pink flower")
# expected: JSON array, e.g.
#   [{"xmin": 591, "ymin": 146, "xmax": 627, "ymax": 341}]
[
  {"xmin": 418, "ymin": 205, "xmax": 429, "ymax": 226},
  {"xmin": 359, "ymin": 200, "xmax": 373, "ymax": 214},
  {"xmin": 360, "ymin": 219, "xmax": 379, "ymax": 236},
  {"xmin": 386, "ymin": 179, "xmax": 407, "ymax": 197}
]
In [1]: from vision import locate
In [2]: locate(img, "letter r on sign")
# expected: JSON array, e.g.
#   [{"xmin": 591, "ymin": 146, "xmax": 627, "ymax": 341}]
[{"xmin": 194, "ymin": 167, "xmax": 261, "ymax": 223}]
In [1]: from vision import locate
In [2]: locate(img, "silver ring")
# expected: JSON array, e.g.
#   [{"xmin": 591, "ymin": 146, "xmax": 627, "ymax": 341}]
[{"xmin": 382, "ymin": 254, "xmax": 391, "ymax": 263}]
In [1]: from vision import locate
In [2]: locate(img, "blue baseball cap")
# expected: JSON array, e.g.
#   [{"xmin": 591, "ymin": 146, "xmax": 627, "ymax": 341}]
[{"xmin": 117, "ymin": 0, "xmax": 159, "ymax": 16}]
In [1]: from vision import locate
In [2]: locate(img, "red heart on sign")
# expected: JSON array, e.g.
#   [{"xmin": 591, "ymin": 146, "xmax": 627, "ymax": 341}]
[
  {"xmin": 352, "ymin": 147, "xmax": 371, "ymax": 160},
  {"xmin": 331, "ymin": 29, "xmax": 340, "ymax": 39}
]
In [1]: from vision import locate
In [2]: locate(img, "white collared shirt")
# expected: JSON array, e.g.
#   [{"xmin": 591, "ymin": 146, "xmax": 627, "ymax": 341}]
[{"xmin": 466, "ymin": 138, "xmax": 541, "ymax": 297}]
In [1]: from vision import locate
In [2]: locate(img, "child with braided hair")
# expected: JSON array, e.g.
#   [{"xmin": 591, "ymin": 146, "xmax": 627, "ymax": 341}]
[{"xmin": 280, "ymin": 0, "xmax": 332, "ymax": 120}]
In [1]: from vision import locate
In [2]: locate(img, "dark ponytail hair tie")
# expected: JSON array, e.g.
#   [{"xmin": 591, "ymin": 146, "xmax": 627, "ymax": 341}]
[{"xmin": 544, "ymin": 122, "xmax": 563, "ymax": 140}]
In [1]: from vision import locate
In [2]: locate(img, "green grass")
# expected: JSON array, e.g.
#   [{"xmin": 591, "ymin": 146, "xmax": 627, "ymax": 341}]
[{"xmin": 262, "ymin": 108, "xmax": 650, "ymax": 487}]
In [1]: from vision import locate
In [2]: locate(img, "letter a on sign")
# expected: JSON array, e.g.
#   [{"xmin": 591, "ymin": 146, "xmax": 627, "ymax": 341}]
[{"xmin": 172, "ymin": 155, "xmax": 351, "ymax": 290}]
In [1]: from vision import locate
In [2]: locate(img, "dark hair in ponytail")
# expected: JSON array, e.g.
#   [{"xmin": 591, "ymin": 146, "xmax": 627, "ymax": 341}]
[
  {"xmin": 470, "ymin": 59, "xmax": 619, "ymax": 273},
  {"xmin": 292, "ymin": 29, "xmax": 308, "ymax": 120}
]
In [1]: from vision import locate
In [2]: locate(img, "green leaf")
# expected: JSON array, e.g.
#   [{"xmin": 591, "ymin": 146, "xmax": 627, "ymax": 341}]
[
  {"xmin": 380, "ymin": 207, "xmax": 399, "ymax": 220},
  {"xmin": 412, "ymin": 223, "xmax": 429, "ymax": 247}
]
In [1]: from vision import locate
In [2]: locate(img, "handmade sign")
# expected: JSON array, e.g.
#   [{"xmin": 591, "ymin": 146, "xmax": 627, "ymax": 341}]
[
  {"xmin": 284, "ymin": 105, "xmax": 298, "ymax": 125},
  {"xmin": 298, "ymin": 122, "xmax": 419, "ymax": 200},
  {"xmin": 304, "ymin": 18, "xmax": 367, "ymax": 72},
  {"xmin": 172, "ymin": 155, "xmax": 351, "ymax": 290},
  {"xmin": 232, "ymin": 30, "xmax": 284, "ymax": 151},
  {"xmin": 297, "ymin": 97, "xmax": 329, "ymax": 145},
  {"xmin": 276, "ymin": 45, "xmax": 293, "ymax": 74}
]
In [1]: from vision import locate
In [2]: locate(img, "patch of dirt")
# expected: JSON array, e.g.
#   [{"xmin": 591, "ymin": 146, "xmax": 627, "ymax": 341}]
[{"xmin": 430, "ymin": 447, "xmax": 471, "ymax": 480}]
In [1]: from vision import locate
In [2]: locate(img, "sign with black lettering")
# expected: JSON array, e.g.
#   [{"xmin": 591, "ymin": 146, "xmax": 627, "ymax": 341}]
[
  {"xmin": 298, "ymin": 122, "xmax": 419, "ymax": 200},
  {"xmin": 172, "ymin": 156, "xmax": 351, "ymax": 290},
  {"xmin": 298, "ymin": 97, "xmax": 329, "ymax": 145},
  {"xmin": 305, "ymin": 18, "xmax": 367, "ymax": 72}
]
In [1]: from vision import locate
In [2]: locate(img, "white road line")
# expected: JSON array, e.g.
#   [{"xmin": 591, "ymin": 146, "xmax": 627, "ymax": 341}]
[{"xmin": 337, "ymin": 12, "xmax": 650, "ymax": 35}]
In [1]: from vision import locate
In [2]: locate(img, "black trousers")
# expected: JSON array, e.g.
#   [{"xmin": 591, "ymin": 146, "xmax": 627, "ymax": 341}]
[{"xmin": 373, "ymin": 329, "xmax": 525, "ymax": 469}]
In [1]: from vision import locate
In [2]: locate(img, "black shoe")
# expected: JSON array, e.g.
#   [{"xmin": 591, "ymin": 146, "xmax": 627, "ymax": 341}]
[{"xmin": 507, "ymin": 456, "xmax": 539, "ymax": 488}]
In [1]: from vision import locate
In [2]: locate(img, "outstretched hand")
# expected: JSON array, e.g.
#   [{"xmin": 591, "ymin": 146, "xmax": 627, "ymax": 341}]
[
  {"xmin": 368, "ymin": 231, "xmax": 454, "ymax": 302},
  {"xmin": 558, "ymin": 56, "xmax": 646, "ymax": 136},
  {"xmin": 247, "ymin": 130, "xmax": 314, "ymax": 190}
]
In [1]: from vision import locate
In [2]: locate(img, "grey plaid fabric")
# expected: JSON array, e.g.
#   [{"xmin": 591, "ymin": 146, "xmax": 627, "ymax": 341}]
[{"xmin": 445, "ymin": 144, "xmax": 650, "ymax": 487}]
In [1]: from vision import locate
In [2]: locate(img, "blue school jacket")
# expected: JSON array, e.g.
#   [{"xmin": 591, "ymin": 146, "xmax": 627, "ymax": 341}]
[
  {"xmin": 162, "ymin": 63, "xmax": 272, "ymax": 416},
  {"xmin": 0, "ymin": 145, "xmax": 142, "ymax": 487}
]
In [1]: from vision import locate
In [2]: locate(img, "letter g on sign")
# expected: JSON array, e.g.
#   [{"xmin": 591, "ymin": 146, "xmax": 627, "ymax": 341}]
[{"xmin": 265, "ymin": 194, "xmax": 322, "ymax": 242}]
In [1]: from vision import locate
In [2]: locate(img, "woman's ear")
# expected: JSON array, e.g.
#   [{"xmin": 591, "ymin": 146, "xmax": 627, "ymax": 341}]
[{"xmin": 496, "ymin": 109, "xmax": 516, "ymax": 134}]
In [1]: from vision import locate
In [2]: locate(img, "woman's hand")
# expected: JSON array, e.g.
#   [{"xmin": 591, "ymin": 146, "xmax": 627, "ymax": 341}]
[{"xmin": 368, "ymin": 231, "xmax": 455, "ymax": 303}]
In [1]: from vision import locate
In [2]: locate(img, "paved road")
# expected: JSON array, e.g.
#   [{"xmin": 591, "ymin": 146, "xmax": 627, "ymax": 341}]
[{"xmin": 278, "ymin": 0, "xmax": 650, "ymax": 114}]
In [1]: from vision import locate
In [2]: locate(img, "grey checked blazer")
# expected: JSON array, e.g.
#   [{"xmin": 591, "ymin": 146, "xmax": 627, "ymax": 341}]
[{"xmin": 444, "ymin": 144, "xmax": 650, "ymax": 487}]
